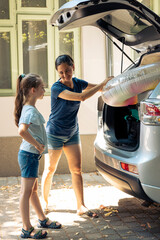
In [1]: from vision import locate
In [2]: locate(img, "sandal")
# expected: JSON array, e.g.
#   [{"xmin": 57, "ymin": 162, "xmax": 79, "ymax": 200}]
[
  {"xmin": 21, "ymin": 227, "xmax": 47, "ymax": 239},
  {"xmin": 37, "ymin": 217, "xmax": 62, "ymax": 229},
  {"xmin": 78, "ymin": 210, "xmax": 98, "ymax": 218}
]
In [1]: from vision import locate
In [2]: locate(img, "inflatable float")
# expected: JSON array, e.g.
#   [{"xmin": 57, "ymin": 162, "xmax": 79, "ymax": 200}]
[{"xmin": 102, "ymin": 53, "xmax": 160, "ymax": 107}]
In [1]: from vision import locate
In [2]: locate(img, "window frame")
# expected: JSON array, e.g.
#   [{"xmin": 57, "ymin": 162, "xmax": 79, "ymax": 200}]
[
  {"xmin": 0, "ymin": 0, "xmax": 15, "ymax": 26},
  {"xmin": 17, "ymin": 0, "xmax": 54, "ymax": 14},
  {"xmin": 0, "ymin": 27, "xmax": 18, "ymax": 96},
  {"xmin": 0, "ymin": 0, "xmax": 81, "ymax": 96},
  {"xmin": 17, "ymin": 14, "xmax": 55, "ymax": 94}
]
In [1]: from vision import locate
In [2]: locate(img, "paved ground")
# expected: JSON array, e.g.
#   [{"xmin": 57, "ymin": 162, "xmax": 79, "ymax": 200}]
[{"xmin": 1, "ymin": 172, "xmax": 160, "ymax": 240}]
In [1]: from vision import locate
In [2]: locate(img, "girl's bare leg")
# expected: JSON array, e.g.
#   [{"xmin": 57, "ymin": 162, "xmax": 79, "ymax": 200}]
[
  {"xmin": 30, "ymin": 179, "xmax": 46, "ymax": 220},
  {"xmin": 20, "ymin": 177, "xmax": 36, "ymax": 230},
  {"xmin": 41, "ymin": 149, "xmax": 62, "ymax": 210},
  {"xmin": 20, "ymin": 177, "xmax": 46, "ymax": 235},
  {"xmin": 30, "ymin": 178, "xmax": 61, "ymax": 226}
]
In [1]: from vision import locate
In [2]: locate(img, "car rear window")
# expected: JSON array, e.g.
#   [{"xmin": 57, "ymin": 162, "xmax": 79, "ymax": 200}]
[{"xmin": 102, "ymin": 9, "xmax": 151, "ymax": 35}]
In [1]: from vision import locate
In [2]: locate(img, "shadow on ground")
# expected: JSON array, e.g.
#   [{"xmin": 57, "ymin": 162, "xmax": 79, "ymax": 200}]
[{"xmin": 1, "ymin": 173, "xmax": 160, "ymax": 239}]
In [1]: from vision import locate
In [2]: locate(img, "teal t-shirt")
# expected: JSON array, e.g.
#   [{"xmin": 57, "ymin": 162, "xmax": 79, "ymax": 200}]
[
  {"xmin": 19, "ymin": 105, "xmax": 48, "ymax": 154},
  {"xmin": 46, "ymin": 77, "xmax": 88, "ymax": 137}
]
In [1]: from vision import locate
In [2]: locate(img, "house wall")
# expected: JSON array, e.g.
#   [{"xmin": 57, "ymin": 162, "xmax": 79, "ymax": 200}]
[{"xmin": 0, "ymin": 26, "xmax": 107, "ymax": 177}]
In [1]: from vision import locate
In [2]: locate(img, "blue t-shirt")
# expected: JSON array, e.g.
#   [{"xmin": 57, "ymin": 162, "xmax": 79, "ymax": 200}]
[
  {"xmin": 19, "ymin": 105, "xmax": 48, "ymax": 154},
  {"xmin": 46, "ymin": 77, "xmax": 88, "ymax": 136}
]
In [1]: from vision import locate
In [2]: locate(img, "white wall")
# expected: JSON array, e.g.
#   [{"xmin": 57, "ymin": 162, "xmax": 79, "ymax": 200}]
[
  {"xmin": 79, "ymin": 26, "xmax": 106, "ymax": 134},
  {"xmin": 0, "ymin": 26, "xmax": 106, "ymax": 137}
]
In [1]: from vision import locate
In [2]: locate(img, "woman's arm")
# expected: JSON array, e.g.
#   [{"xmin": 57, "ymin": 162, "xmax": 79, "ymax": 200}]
[
  {"xmin": 18, "ymin": 123, "xmax": 45, "ymax": 154},
  {"xmin": 85, "ymin": 82, "xmax": 106, "ymax": 92},
  {"xmin": 85, "ymin": 83, "xmax": 97, "ymax": 90},
  {"xmin": 58, "ymin": 76, "xmax": 113, "ymax": 101}
]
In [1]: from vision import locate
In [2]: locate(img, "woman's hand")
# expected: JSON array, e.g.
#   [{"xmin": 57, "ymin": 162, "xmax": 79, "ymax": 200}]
[{"xmin": 99, "ymin": 76, "xmax": 114, "ymax": 91}]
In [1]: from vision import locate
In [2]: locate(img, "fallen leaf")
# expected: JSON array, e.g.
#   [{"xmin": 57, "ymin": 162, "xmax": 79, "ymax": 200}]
[
  {"xmin": 99, "ymin": 204, "xmax": 106, "ymax": 209},
  {"xmin": 104, "ymin": 212, "xmax": 112, "ymax": 217},
  {"xmin": 147, "ymin": 222, "xmax": 151, "ymax": 228},
  {"xmin": 1, "ymin": 186, "xmax": 9, "ymax": 190}
]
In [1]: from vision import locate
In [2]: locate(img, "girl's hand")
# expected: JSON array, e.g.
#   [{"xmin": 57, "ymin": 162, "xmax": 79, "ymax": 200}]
[
  {"xmin": 35, "ymin": 143, "xmax": 45, "ymax": 154},
  {"xmin": 18, "ymin": 124, "xmax": 45, "ymax": 154}
]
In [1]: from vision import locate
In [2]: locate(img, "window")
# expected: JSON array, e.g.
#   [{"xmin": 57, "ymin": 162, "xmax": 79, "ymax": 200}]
[
  {"xmin": 54, "ymin": 1, "xmax": 81, "ymax": 80},
  {"xmin": 0, "ymin": 27, "xmax": 17, "ymax": 96},
  {"xmin": 21, "ymin": 0, "xmax": 46, "ymax": 7},
  {"xmin": 103, "ymin": 10, "xmax": 151, "ymax": 35},
  {"xmin": 59, "ymin": 0, "xmax": 68, "ymax": 7},
  {"xmin": 0, "ymin": 0, "xmax": 14, "ymax": 26},
  {"xmin": 17, "ymin": 0, "xmax": 53, "ymax": 13},
  {"xmin": 22, "ymin": 19, "xmax": 48, "ymax": 87},
  {"xmin": 0, "ymin": 0, "xmax": 9, "ymax": 19},
  {"xmin": 59, "ymin": 32, "xmax": 74, "ymax": 59},
  {"xmin": 18, "ymin": 15, "xmax": 55, "ymax": 92},
  {"xmin": 54, "ymin": 28, "xmax": 81, "ymax": 81},
  {"xmin": 0, "ymin": 0, "xmax": 81, "ymax": 96},
  {"xmin": 0, "ymin": 32, "xmax": 11, "ymax": 89}
]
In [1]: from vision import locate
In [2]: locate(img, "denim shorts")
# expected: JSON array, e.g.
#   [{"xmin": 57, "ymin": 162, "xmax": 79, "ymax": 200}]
[
  {"xmin": 47, "ymin": 131, "xmax": 80, "ymax": 150},
  {"xmin": 18, "ymin": 150, "xmax": 41, "ymax": 178}
]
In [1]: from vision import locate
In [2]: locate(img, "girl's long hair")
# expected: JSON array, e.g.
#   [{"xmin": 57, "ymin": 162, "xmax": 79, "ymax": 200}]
[{"xmin": 14, "ymin": 73, "xmax": 42, "ymax": 127}]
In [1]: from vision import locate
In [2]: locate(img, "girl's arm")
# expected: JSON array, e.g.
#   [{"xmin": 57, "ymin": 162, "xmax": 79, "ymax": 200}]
[
  {"xmin": 59, "ymin": 76, "xmax": 113, "ymax": 102},
  {"xmin": 18, "ymin": 123, "xmax": 45, "ymax": 154}
]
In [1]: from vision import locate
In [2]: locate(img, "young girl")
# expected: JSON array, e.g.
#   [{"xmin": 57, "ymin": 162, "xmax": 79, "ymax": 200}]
[
  {"xmin": 41, "ymin": 55, "xmax": 113, "ymax": 218},
  {"xmin": 14, "ymin": 74, "xmax": 61, "ymax": 239}
]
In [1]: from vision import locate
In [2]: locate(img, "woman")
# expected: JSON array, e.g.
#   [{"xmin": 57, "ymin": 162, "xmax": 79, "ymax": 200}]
[{"xmin": 41, "ymin": 55, "xmax": 112, "ymax": 217}]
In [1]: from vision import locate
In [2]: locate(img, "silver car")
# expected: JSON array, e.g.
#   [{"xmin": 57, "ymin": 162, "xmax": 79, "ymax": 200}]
[{"xmin": 51, "ymin": 0, "xmax": 160, "ymax": 204}]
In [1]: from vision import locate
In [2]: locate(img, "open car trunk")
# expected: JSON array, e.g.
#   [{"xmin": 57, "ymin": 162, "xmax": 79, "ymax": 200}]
[
  {"xmin": 102, "ymin": 49, "xmax": 160, "ymax": 151},
  {"xmin": 103, "ymin": 104, "xmax": 140, "ymax": 151},
  {"xmin": 51, "ymin": 0, "xmax": 160, "ymax": 152}
]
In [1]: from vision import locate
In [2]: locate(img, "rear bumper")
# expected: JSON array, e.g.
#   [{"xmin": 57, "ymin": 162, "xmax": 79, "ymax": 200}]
[{"xmin": 95, "ymin": 157, "xmax": 152, "ymax": 202}]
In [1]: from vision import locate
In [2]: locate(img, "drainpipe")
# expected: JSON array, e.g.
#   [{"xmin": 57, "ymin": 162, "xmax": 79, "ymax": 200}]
[{"xmin": 105, "ymin": 35, "xmax": 113, "ymax": 77}]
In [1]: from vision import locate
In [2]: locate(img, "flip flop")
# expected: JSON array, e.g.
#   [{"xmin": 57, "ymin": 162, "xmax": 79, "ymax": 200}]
[
  {"xmin": 21, "ymin": 227, "xmax": 47, "ymax": 239},
  {"xmin": 37, "ymin": 217, "xmax": 62, "ymax": 229},
  {"xmin": 78, "ymin": 210, "xmax": 98, "ymax": 218}
]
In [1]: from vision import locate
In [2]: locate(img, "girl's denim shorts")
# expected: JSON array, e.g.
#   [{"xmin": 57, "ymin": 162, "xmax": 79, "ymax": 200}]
[
  {"xmin": 47, "ymin": 131, "xmax": 80, "ymax": 150},
  {"xmin": 18, "ymin": 150, "xmax": 41, "ymax": 178}
]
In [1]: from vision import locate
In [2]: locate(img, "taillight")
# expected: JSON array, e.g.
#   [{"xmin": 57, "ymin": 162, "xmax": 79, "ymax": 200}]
[
  {"xmin": 140, "ymin": 101, "xmax": 160, "ymax": 125},
  {"xmin": 146, "ymin": 103, "xmax": 160, "ymax": 116},
  {"xmin": 120, "ymin": 162, "xmax": 138, "ymax": 174}
]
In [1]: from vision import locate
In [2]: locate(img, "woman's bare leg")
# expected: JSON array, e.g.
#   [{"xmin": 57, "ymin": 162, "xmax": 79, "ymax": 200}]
[
  {"xmin": 41, "ymin": 149, "xmax": 62, "ymax": 210},
  {"xmin": 63, "ymin": 144, "xmax": 88, "ymax": 213}
]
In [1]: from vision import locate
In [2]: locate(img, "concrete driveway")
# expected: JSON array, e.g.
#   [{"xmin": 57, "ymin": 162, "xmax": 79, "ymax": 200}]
[{"xmin": 0, "ymin": 172, "xmax": 160, "ymax": 239}]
